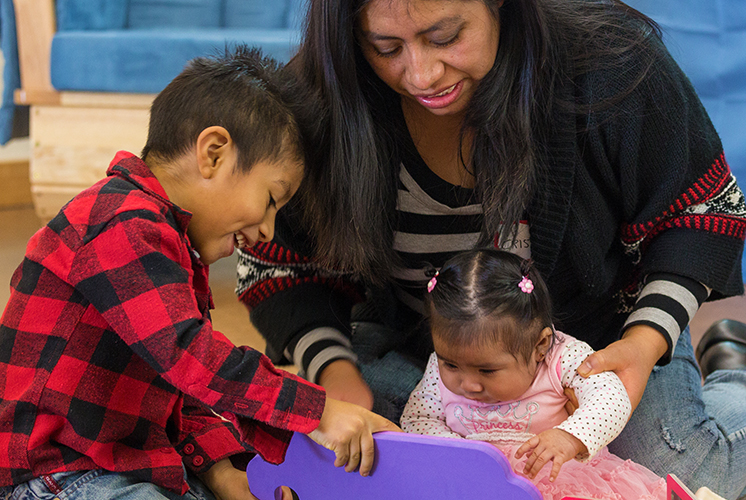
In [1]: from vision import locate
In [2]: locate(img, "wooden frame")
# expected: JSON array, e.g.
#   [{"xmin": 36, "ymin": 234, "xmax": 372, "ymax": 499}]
[{"xmin": 12, "ymin": 0, "xmax": 155, "ymax": 222}]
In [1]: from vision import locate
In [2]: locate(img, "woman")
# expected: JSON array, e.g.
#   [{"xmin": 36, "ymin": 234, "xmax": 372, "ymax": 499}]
[{"xmin": 237, "ymin": 0, "xmax": 746, "ymax": 496}]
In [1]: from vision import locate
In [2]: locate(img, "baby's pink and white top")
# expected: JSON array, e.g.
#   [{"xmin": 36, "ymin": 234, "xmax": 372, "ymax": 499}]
[{"xmin": 401, "ymin": 331, "xmax": 667, "ymax": 500}]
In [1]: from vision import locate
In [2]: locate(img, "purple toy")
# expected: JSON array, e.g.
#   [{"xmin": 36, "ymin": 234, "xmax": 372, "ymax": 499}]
[{"xmin": 246, "ymin": 431, "xmax": 541, "ymax": 499}]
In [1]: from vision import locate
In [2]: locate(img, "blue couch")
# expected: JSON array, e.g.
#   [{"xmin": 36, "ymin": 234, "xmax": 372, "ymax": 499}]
[
  {"xmin": 0, "ymin": 0, "xmax": 307, "ymax": 142},
  {"xmin": 50, "ymin": 0, "xmax": 308, "ymax": 94},
  {"xmin": 1, "ymin": 0, "xmax": 310, "ymax": 221}
]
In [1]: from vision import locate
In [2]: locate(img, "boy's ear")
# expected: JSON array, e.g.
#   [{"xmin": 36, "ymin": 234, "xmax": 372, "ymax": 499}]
[{"xmin": 195, "ymin": 126, "xmax": 233, "ymax": 179}]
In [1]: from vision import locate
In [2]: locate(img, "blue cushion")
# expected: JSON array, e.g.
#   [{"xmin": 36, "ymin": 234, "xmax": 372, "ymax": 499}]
[
  {"xmin": 56, "ymin": 0, "xmax": 127, "ymax": 30},
  {"xmin": 50, "ymin": 29, "xmax": 302, "ymax": 94},
  {"xmin": 224, "ymin": 0, "xmax": 289, "ymax": 29},
  {"xmin": 127, "ymin": 0, "xmax": 223, "ymax": 29}
]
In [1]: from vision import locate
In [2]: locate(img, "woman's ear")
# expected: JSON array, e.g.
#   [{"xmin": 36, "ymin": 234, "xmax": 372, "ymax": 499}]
[
  {"xmin": 534, "ymin": 327, "xmax": 554, "ymax": 362},
  {"xmin": 195, "ymin": 126, "xmax": 232, "ymax": 179}
]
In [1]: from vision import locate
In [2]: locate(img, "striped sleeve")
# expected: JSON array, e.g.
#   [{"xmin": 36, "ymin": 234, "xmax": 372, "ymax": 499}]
[
  {"xmin": 285, "ymin": 327, "xmax": 358, "ymax": 383},
  {"xmin": 622, "ymin": 272, "xmax": 710, "ymax": 364}
]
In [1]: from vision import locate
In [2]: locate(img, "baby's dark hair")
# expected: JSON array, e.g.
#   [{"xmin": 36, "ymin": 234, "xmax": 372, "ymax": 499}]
[
  {"xmin": 426, "ymin": 249, "xmax": 554, "ymax": 363},
  {"xmin": 141, "ymin": 45, "xmax": 306, "ymax": 173}
]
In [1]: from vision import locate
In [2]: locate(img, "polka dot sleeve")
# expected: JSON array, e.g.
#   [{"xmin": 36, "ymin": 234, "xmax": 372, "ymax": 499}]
[
  {"xmin": 400, "ymin": 352, "xmax": 465, "ymax": 439},
  {"xmin": 555, "ymin": 340, "xmax": 632, "ymax": 460}
]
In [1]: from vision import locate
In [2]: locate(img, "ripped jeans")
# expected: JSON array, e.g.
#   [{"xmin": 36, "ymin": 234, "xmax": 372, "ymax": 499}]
[{"xmin": 608, "ymin": 327, "xmax": 746, "ymax": 500}]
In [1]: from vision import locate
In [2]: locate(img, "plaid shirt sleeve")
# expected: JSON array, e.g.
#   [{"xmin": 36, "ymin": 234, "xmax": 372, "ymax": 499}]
[
  {"xmin": 63, "ymin": 207, "xmax": 325, "ymax": 456},
  {"xmin": 176, "ymin": 395, "xmax": 256, "ymax": 475}
]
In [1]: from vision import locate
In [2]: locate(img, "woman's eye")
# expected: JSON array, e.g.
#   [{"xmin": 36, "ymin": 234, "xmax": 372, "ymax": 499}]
[
  {"xmin": 267, "ymin": 194, "xmax": 276, "ymax": 209},
  {"xmin": 375, "ymin": 45, "xmax": 401, "ymax": 58},
  {"xmin": 432, "ymin": 32, "xmax": 460, "ymax": 47}
]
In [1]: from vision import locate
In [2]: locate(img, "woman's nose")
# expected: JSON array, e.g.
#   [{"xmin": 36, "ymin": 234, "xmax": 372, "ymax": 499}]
[{"xmin": 405, "ymin": 47, "xmax": 444, "ymax": 92}]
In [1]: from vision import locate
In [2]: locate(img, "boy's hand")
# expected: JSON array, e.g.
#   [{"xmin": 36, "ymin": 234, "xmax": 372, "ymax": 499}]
[
  {"xmin": 308, "ymin": 398, "xmax": 401, "ymax": 476},
  {"xmin": 317, "ymin": 359, "xmax": 374, "ymax": 410},
  {"xmin": 515, "ymin": 429, "xmax": 587, "ymax": 482},
  {"xmin": 199, "ymin": 458, "xmax": 296, "ymax": 500}
]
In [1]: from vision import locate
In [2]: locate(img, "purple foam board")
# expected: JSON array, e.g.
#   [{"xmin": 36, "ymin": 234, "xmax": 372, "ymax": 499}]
[{"xmin": 246, "ymin": 431, "xmax": 541, "ymax": 499}]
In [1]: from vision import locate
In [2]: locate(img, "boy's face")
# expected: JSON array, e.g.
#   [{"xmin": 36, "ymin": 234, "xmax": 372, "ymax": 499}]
[{"xmin": 187, "ymin": 151, "xmax": 303, "ymax": 266}]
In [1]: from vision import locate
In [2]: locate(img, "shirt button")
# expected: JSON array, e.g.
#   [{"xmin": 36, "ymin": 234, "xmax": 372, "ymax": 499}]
[
  {"xmin": 183, "ymin": 444, "xmax": 195, "ymax": 455},
  {"xmin": 192, "ymin": 455, "xmax": 204, "ymax": 467}
]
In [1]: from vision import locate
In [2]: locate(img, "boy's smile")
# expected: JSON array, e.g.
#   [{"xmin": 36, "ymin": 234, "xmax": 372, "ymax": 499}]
[{"xmin": 187, "ymin": 153, "xmax": 303, "ymax": 266}]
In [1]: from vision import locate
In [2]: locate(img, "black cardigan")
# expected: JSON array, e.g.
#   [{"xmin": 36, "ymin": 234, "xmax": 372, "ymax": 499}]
[{"xmin": 238, "ymin": 29, "xmax": 746, "ymax": 367}]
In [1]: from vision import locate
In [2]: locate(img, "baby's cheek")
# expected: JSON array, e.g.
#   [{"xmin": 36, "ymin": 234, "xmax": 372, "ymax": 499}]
[{"xmin": 440, "ymin": 373, "xmax": 459, "ymax": 394}]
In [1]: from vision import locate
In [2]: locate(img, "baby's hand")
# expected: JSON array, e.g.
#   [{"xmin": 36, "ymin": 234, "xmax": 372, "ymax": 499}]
[{"xmin": 514, "ymin": 429, "xmax": 587, "ymax": 482}]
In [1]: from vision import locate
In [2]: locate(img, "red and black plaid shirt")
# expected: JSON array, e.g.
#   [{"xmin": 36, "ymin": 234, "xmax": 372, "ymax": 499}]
[{"xmin": 0, "ymin": 152, "xmax": 325, "ymax": 493}]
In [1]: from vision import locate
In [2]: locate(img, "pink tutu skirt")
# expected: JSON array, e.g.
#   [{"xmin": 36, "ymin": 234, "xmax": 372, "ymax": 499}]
[{"xmin": 499, "ymin": 444, "xmax": 666, "ymax": 500}]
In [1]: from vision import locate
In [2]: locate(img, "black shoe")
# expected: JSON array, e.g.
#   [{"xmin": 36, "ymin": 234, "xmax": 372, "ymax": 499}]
[{"xmin": 695, "ymin": 319, "xmax": 746, "ymax": 378}]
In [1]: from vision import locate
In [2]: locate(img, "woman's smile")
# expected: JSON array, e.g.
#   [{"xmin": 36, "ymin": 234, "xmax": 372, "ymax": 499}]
[{"xmin": 415, "ymin": 80, "xmax": 464, "ymax": 109}]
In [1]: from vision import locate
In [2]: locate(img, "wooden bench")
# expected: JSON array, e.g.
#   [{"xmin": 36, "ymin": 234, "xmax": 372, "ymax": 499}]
[{"xmin": 13, "ymin": 0, "xmax": 152, "ymax": 223}]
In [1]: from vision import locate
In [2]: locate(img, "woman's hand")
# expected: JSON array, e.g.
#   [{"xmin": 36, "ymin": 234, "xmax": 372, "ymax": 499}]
[
  {"xmin": 576, "ymin": 324, "xmax": 668, "ymax": 410},
  {"xmin": 307, "ymin": 397, "xmax": 401, "ymax": 476},
  {"xmin": 317, "ymin": 359, "xmax": 374, "ymax": 410},
  {"xmin": 199, "ymin": 458, "xmax": 297, "ymax": 500},
  {"xmin": 515, "ymin": 429, "xmax": 587, "ymax": 482}
]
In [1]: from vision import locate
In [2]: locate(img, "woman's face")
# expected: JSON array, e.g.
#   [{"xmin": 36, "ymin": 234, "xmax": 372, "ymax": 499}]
[{"xmin": 357, "ymin": 0, "xmax": 501, "ymax": 118}]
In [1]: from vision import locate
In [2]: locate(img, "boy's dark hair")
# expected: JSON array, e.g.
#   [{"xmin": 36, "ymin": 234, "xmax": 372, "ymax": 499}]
[
  {"xmin": 426, "ymin": 249, "xmax": 554, "ymax": 363},
  {"xmin": 142, "ymin": 45, "xmax": 309, "ymax": 173}
]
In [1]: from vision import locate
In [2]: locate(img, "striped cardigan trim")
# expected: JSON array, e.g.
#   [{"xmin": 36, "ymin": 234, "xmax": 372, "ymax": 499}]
[
  {"xmin": 621, "ymin": 153, "xmax": 746, "ymax": 253},
  {"xmin": 236, "ymin": 242, "xmax": 361, "ymax": 309}
]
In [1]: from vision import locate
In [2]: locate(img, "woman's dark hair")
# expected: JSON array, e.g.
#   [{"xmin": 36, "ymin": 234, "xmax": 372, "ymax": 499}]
[
  {"xmin": 426, "ymin": 249, "xmax": 554, "ymax": 363},
  {"xmin": 294, "ymin": 0, "xmax": 660, "ymax": 283},
  {"xmin": 142, "ymin": 45, "xmax": 312, "ymax": 173}
]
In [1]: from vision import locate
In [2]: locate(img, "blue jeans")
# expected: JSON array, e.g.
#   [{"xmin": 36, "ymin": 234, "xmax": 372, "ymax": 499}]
[
  {"xmin": 353, "ymin": 323, "xmax": 746, "ymax": 499},
  {"xmin": 0, "ymin": 469, "xmax": 215, "ymax": 500},
  {"xmin": 609, "ymin": 327, "xmax": 746, "ymax": 500},
  {"xmin": 351, "ymin": 322, "xmax": 425, "ymax": 422}
]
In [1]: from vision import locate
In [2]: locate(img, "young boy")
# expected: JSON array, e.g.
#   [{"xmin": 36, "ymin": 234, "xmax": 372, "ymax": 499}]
[{"xmin": 0, "ymin": 46, "xmax": 397, "ymax": 500}]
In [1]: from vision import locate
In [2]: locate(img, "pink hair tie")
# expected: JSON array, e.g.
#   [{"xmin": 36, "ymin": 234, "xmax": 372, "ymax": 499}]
[
  {"xmin": 427, "ymin": 271, "xmax": 439, "ymax": 293},
  {"xmin": 518, "ymin": 275, "xmax": 534, "ymax": 294}
]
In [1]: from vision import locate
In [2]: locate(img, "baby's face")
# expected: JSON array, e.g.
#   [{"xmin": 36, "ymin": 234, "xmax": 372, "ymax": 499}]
[
  {"xmin": 433, "ymin": 334, "xmax": 538, "ymax": 404},
  {"xmin": 187, "ymin": 151, "xmax": 303, "ymax": 266}
]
